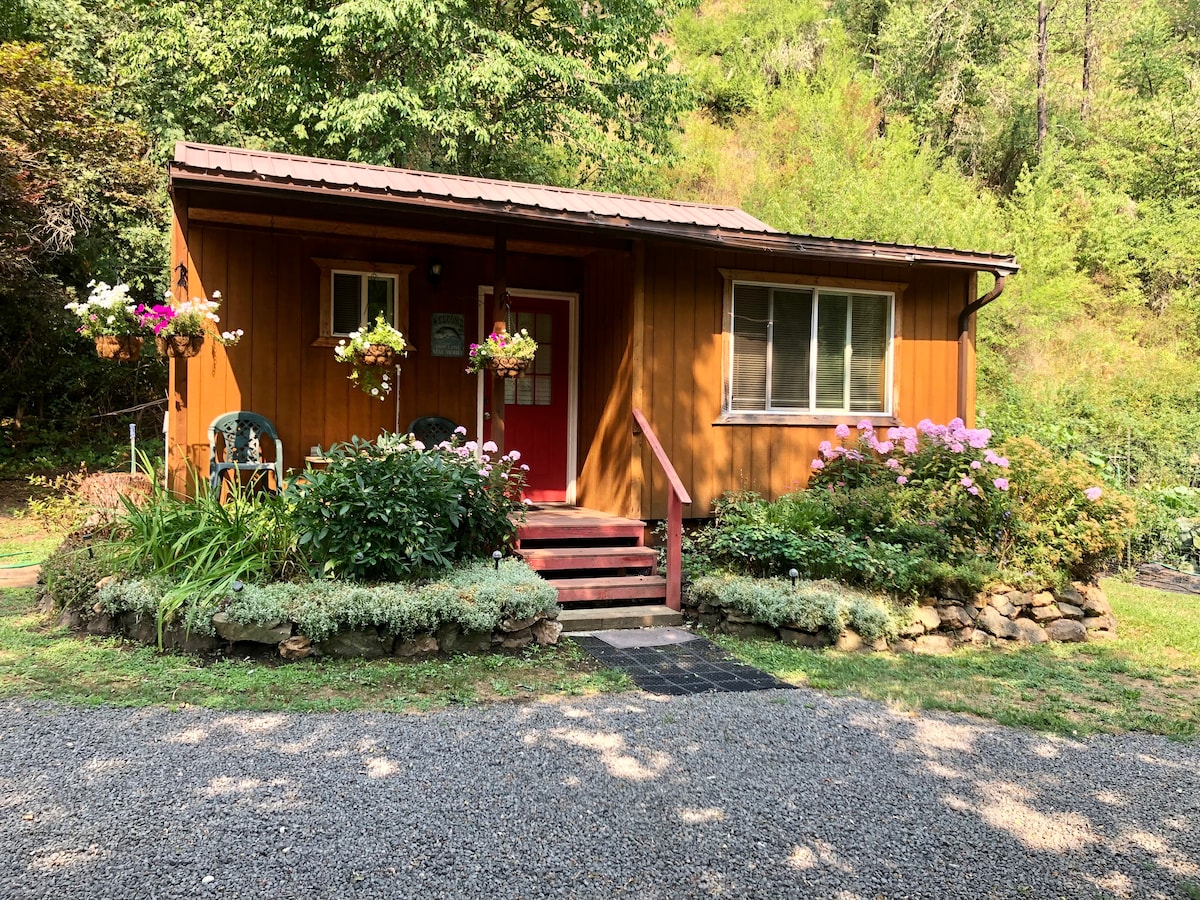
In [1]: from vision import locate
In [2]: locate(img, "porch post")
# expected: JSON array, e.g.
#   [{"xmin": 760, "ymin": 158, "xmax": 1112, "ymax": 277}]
[{"xmin": 491, "ymin": 228, "xmax": 508, "ymax": 453}]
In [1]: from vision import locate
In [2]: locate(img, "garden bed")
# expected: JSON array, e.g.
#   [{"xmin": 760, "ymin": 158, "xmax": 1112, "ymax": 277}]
[
  {"xmin": 685, "ymin": 575, "xmax": 1116, "ymax": 654},
  {"xmin": 58, "ymin": 600, "xmax": 562, "ymax": 658}
]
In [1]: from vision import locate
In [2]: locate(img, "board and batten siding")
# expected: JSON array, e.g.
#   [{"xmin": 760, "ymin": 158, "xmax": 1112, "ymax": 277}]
[
  {"xmin": 575, "ymin": 250, "xmax": 635, "ymax": 516},
  {"xmin": 636, "ymin": 244, "xmax": 972, "ymax": 521},
  {"xmin": 168, "ymin": 217, "xmax": 582, "ymax": 484}
]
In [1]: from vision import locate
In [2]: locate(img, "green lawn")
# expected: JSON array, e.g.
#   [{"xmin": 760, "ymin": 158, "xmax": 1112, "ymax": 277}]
[
  {"xmin": 720, "ymin": 579, "xmax": 1200, "ymax": 739},
  {"xmin": 4, "ymin": 484, "xmax": 1198, "ymax": 735},
  {"xmin": 0, "ymin": 587, "xmax": 630, "ymax": 711}
]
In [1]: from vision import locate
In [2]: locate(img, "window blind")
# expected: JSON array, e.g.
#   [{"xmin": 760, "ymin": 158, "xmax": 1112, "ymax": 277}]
[
  {"xmin": 849, "ymin": 294, "xmax": 888, "ymax": 412},
  {"xmin": 332, "ymin": 273, "xmax": 362, "ymax": 335},
  {"xmin": 730, "ymin": 285, "xmax": 769, "ymax": 411},
  {"xmin": 815, "ymin": 293, "xmax": 849, "ymax": 409},
  {"xmin": 769, "ymin": 289, "xmax": 813, "ymax": 408}
]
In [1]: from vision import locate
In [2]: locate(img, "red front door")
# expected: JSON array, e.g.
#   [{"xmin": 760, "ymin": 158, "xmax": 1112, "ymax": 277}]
[{"xmin": 483, "ymin": 294, "xmax": 571, "ymax": 502}]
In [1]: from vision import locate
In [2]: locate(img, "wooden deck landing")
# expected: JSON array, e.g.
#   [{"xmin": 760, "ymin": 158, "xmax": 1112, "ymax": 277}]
[{"xmin": 517, "ymin": 504, "xmax": 647, "ymax": 543}]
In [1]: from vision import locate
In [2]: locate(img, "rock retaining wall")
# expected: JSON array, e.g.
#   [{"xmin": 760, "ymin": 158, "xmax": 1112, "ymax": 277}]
[
  {"xmin": 60, "ymin": 606, "xmax": 563, "ymax": 659},
  {"xmin": 683, "ymin": 582, "xmax": 1116, "ymax": 654}
]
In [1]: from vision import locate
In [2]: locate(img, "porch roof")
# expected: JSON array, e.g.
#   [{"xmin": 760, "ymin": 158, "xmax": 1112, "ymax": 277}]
[{"xmin": 169, "ymin": 142, "xmax": 1019, "ymax": 275}]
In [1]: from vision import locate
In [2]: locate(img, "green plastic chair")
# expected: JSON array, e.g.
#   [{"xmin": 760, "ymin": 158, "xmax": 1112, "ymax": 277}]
[
  {"xmin": 406, "ymin": 415, "xmax": 458, "ymax": 448},
  {"xmin": 208, "ymin": 411, "xmax": 284, "ymax": 499}
]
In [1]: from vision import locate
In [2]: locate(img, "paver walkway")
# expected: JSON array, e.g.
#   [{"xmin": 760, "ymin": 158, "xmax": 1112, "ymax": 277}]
[
  {"xmin": 573, "ymin": 628, "xmax": 793, "ymax": 695},
  {"xmin": 2, "ymin": 692, "xmax": 1196, "ymax": 899}
]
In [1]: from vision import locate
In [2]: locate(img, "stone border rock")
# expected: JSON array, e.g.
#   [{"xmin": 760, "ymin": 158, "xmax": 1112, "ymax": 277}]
[
  {"xmin": 57, "ymin": 606, "xmax": 563, "ymax": 659},
  {"xmin": 683, "ymin": 582, "xmax": 1116, "ymax": 655}
]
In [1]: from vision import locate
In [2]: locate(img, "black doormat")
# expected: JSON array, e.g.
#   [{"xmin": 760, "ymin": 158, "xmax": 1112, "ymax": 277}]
[{"xmin": 572, "ymin": 634, "xmax": 794, "ymax": 696}]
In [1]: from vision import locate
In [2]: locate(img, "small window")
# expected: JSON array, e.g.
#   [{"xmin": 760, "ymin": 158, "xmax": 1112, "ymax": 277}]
[
  {"xmin": 313, "ymin": 258, "xmax": 413, "ymax": 348},
  {"xmin": 331, "ymin": 271, "xmax": 397, "ymax": 336},
  {"xmin": 728, "ymin": 281, "xmax": 894, "ymax": 416}
]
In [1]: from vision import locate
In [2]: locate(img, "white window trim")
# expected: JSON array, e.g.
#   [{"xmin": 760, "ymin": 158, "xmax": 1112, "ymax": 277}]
[
  {"xmin": 311, "ymin": 258, "xmax": 413, "ymax": 348},
  {"xmin": 721, "ymin": 273, "xmax": 900, "ymax": 422}
]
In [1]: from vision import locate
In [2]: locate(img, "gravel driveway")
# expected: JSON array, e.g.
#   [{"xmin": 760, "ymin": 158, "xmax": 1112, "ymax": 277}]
[{"xmin": 2, "ymin": 690, "xmax": 1197, "ymax": 899}]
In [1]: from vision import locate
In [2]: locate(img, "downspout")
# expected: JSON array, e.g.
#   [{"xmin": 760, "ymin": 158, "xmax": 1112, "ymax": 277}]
[{"xmin": 956, "ymin": 272, "xmax": 1007, "ymax": 424}]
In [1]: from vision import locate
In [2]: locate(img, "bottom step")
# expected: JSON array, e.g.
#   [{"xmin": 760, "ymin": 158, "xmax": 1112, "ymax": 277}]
[{"xmin": 558, "ymin": 604, "xmax": 684, "ymax": 633}]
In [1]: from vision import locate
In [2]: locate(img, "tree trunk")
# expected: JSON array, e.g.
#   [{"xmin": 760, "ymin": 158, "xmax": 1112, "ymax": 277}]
[
  {"xmin": 1081, "ymin": 0, "xmax": 1095, "ymax": 118},
  {"xmin": 1037, "ymin": 1, "xmax": 1050, "ymax": 155}
]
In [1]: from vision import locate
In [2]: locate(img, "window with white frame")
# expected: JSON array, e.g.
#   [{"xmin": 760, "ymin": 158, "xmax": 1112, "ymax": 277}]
[
  {"xmin": 331, "ymin": 270, "xmax": 398, "ymax": 336},
  {"xmin": 727, "ymin": 281, "xmax": 894, "ymax": 415},
  {"xmin": 312, "ymin": 258, "xmax": 412, "ymax": 348}
]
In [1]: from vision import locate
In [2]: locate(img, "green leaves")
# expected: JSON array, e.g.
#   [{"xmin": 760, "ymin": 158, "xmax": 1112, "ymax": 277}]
[{"xmin": 285, "ymin": 434, "xmax": 522, "ymax": 582}]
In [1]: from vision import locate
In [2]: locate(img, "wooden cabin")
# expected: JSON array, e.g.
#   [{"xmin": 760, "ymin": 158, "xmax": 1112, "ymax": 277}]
[{"xmin": 166, "ymin": 143, "xmax": 1017, "ymax": 611}]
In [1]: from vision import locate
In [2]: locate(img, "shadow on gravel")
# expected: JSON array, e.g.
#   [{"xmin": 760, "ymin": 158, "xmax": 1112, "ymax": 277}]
[{"xmin": 1, "ymin": 694, "xmax": 1197, "ymax": 899}]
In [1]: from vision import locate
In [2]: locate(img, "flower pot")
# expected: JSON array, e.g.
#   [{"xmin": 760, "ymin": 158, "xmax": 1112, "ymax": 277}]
[
  {"xmin": 94, "ymin": 335, "xmax": 144, "ymax": 362},
  {"xmin": 357, "ymin": 344, "xmax": 402, "ymax": 368},
  {"xmin": 156, "ymin": 334, "xmax": 206, "ymax": 358},
  {"xmin": 491, "ymin": 356, "xmax": 531, "ymax": 378}
]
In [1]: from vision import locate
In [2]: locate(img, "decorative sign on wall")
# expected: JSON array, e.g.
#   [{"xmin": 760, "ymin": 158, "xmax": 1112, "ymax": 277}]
[{"xmin": 430, "ymin": 313, "xmax": 465, "ymax": 357}]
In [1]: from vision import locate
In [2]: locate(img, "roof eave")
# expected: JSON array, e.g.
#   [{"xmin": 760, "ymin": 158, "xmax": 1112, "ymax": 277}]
[{"xmin": 168, "ymin": 165, "xmax": 1019, "ymax": 276}]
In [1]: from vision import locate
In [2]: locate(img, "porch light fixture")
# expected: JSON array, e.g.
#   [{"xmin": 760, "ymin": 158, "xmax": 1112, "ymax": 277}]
[{"xmin": 427, "ymin": 258, "xmax": 443, "ymax": 286}]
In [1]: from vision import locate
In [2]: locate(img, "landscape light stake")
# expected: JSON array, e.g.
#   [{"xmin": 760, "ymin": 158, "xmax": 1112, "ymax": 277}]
[
  {"xmin": 788, "ymin": 568, "xmax": 798, "ymax": 588},
  {"xmin": 493, "ymin": 550, "xmax": 503, "ymax": 570}
]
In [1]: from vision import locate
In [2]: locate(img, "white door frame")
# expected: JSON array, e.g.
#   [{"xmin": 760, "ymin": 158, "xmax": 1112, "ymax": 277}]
[{"xmin": 476, "ymin": 286, "xmax": 580, "ymax": 505}]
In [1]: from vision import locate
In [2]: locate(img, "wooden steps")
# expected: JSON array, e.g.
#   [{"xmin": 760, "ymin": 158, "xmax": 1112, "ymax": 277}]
[
  {"xmin": 516, "ymin": 506, "xmax": 677, "ymax": 625},
  {"xmin": 546, "ymin": 574, "xmax": 667, "ymax": 603},
  {"xmin": 557, "ymin": 604, "xmax": 684, "ymax": 633},
  {"xmin": 519, "ymin": 545, "xmax": 659, "ymax": 572}
]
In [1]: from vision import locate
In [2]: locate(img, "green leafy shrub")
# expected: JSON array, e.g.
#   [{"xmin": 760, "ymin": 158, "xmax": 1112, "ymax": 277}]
[
  {"xmin": 999, "ymin": 436, "xmax": 1136, "ymax": 581},
  {"xmin": 286, "ymin": 432, "xmax": 526, "ymax": 581},
  {"xmin": 689, "ymin": 574, "xmax": 904, "ymax": 643},
  {"xmin": 1125, "ymin": 486, "xmax": 1200, "ymax": 569},
  {"xmin": 38, "ymin": 536, "xmax": 113, "ymax": 615},
  {"xmin": 688, "ymin": 421, "xmax": 1134, "ymax": 594}
]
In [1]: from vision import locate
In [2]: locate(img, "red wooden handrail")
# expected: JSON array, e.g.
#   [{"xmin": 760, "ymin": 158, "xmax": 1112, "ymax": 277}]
[{"xmin": 632, "ymin": 408, "xmax": 691, "ymax": 611}]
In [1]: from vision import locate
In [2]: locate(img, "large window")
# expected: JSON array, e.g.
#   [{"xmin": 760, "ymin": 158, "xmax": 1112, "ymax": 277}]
[
  {"xmin": 727, "ymin": 281, "xmax": 894, "ymax": 416},
  {"xmin": 312, "ymin": 258, "xmax": 412, "ymax": 348}
]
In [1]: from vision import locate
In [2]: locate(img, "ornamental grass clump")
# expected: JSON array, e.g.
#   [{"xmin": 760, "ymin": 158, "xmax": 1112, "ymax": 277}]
[{"xmin": 107, "ymin": 472, "xmax": 305, "ymax": 640}]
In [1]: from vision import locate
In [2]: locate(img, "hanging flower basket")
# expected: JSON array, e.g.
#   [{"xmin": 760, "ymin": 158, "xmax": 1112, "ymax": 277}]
[
  {"xmin": 490, "ymin": 356, "xmax": 531, "ymax": 378},
  {"xmin": 356, "ymin": 344, "xmax": 403, "ymax": 368},
  {"xmin": 466, "ymin": 329, "xmax": 538, "ymax": 377},
  {"xmin": 155, "ymin": 334, "xmax": 206, "ymax": 358},
  {"xmin": 94, "ymin": 335, "xmax": 144, "ymax": 362},
  {"xmin": 333, "ymin": 316, "xmax": 408, "ymax": 400}
]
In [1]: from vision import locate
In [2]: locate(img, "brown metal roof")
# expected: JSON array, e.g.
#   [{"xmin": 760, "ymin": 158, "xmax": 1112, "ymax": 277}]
[
  {"xmin": 169, "ymin": 142, "xmax": 1019, "ymax": 274},
  {"xmin": 171, "ymin": 142, "xmax": 774, "ymax": 233}
]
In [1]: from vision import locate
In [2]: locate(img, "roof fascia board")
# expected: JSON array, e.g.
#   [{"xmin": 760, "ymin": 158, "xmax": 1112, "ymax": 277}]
[{"xmin": 169, "ymin": 168, "xmax": 1019, "ymax": 276}]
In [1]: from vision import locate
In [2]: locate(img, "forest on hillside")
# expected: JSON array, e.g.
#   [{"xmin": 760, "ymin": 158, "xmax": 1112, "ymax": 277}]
[{"xmin": 2, "ymin": 0, "xmax": 1198, "ymax": 561}]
